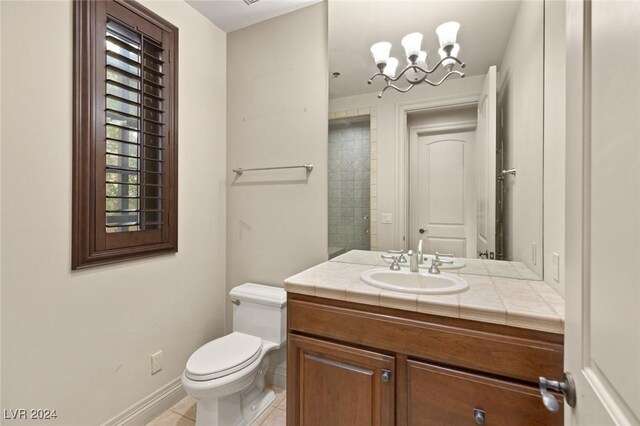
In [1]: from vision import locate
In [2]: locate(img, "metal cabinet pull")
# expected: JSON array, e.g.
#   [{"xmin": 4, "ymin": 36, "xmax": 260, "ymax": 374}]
[
  {"xmin": 473, "ymin": 408, "xmax": 486, "ymax": 425},
  {"xmin": 539, "ymin": 373, "xmax": 576, "ymax": 412},
  {"xmin": 381, "ymin": 369, "xmax": 392, "ymax": 383}
]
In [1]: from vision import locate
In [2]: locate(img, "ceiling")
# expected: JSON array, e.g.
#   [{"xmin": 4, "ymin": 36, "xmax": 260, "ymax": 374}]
[
  {"xmin": 186, "ymin": 0, "xmax": 324, "ymax": 33},
  {"xmin": 329, "ymin": 1, "xmax": 521, "ymax": 99}
]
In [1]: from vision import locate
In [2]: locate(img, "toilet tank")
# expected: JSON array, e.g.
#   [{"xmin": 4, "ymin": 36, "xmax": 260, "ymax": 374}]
[{"xmin": 229, "ymin": 283, "xmax": 287, "ymax": 345}]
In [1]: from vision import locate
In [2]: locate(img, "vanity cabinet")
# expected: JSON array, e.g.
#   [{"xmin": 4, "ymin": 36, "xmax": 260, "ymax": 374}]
[
  {"xmin": 288, "ymin": 334, "xmax": 395, "ymax": 425},
  {"xmin": 286, "ymin": 294, "xmax": 564, "ymax": 426}
]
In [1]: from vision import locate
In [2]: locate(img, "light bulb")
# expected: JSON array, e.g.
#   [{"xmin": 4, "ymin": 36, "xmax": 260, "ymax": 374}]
[
  {"xmin": 408, "ymin": 51, "xmax": 427, "ymax": 65},
  {"xmin": 383, "ymin": 57, "xmax": 399, "ymax": 77},
  {"xmin": 439, "ymin": 44, "xmax": 460, "ymax": 68},
  {"xmin": 436, "ymin": 21, "xmax": 460, "ymax": 49},
  {"xmin": 401, "ymin": 32, "xmax": 423, "ymax": 60},
  {"xmin": 370, "ymin": 42, "xmax": 392, "ymax": 65}
]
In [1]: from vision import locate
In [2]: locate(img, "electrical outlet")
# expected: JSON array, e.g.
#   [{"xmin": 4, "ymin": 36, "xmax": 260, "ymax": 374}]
[
  {"xmin": 552, "ymin": 253, "xmax": 560, "ymax": 282},
  {"xmin": 381, "ymin": 213, "xmax": 392, "ymax": 224},
  {"xmin": 151, "ymin": 350, "xmax": 163, "ymax": 375}
]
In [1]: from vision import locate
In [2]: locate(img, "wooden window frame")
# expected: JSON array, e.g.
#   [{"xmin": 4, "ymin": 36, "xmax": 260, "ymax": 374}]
[{"xmin": 73, "ymin": 0, "xmax": 178, "ymax": 269}]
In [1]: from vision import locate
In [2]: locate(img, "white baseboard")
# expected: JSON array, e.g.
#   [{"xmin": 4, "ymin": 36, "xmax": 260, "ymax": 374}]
[
  {"xmin": 101, "ymin": 377, "xmax": 186, "ymax": 426},
  {"xmin": 267, "ymin": 362, "xmax": 287, "ymax": 390}
]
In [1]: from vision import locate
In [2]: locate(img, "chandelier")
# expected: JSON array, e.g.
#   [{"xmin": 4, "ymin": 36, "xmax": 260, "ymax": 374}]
[{"xmin": 368, "ymin": 22, "xmax": 465, "ymax": 98}]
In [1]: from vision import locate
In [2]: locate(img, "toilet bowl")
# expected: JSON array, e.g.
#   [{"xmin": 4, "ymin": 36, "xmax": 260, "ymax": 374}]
[{"xmin": 181, "ymin": 284, "xmax": 287, "ymax": 426}]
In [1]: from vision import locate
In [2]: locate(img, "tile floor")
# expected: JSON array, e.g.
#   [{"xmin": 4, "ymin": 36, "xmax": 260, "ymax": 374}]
[{"xmin": 147, "ymin": 386, "xmax": 286, "ymax": 426}]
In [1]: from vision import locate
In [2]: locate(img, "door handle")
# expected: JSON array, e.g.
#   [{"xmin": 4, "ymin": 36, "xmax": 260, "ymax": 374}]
[
  {"xmin": 419, "ymin": 228, "xmax": 426, "ymax": 234},
  {"xmin": 539, "ymin": 373, "xmax": 576, "ymax": 412}
]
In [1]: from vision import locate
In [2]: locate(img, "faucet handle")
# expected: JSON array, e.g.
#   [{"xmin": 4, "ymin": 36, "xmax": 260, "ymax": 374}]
[
  {"xmin": 435, "ymin": 251, "xmax": 454, "ymax": 258},
  {"xmin": 388, "ymin": 250, "xmax": 407, "ymax": 263},
  {"xmin": 381, "ymin": 254, "xmax": 401, "ymax": 271},
  {"xmin": 428, "ymin": 258, "xmax": 441, "ymax": 275}
]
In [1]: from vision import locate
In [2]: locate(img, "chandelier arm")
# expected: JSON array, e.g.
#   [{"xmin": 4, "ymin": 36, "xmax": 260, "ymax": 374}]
[
  {"xmin": 377, "ymin": 82, "xmax": 416, "ymax": 98},
  {"xmin": 427, "ymin": 56, "xmax": 467, "ymax": 72},
  {"xmin": 423, "ymin": 70, "xmax": 465, "ymax": 87},
  {"xmin": 368, "ymin": 71, "xmax": 387, "ymax": 85},
  {"xmin": 384, "ymin": 63, "xmax": 424, "ymax": 82}
]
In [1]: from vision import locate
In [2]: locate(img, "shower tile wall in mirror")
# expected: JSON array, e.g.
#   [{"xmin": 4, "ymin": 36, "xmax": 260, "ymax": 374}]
[{"xmin": 328, "ymin": 117, "xmax": 371, "ymax": 256}]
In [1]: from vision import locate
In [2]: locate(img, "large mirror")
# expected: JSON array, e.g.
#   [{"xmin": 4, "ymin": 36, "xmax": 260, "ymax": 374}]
[{"xmin": 328, "ymin": 0, "xmax": 544, "ymax": 278}]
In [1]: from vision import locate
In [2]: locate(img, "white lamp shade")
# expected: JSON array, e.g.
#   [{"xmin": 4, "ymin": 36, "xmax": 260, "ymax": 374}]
[
  {"xmin": 436, "ymin": 21, "xmax": 460, "ymax": 48},
  {"xmin": 401, "ymin": 32, "xmax": 423, "ymax": 59},
  {"xmin": 383, "ymin": 57, "xmax": 399, "ymax": 77},
  {"xmin": 370, "ymin": 42, "xmax": 392, "ymax": 65}
]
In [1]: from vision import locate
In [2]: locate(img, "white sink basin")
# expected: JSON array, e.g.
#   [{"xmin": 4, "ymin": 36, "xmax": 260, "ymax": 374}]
[{"xmin": 360, "ymin": 268, "xmax": 469, "ymax": 295}]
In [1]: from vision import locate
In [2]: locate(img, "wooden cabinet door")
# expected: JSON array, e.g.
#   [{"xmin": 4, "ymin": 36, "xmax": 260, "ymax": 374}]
[
  {"xmin": 287, "ymin": 334, "xmax": 395, "ymax": 426},
  {"xmin": 407, "ymin": 360, "xmax": 562, "ymax": 426}
]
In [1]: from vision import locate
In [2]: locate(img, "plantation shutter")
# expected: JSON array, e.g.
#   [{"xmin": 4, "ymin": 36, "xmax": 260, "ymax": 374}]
[{"xmin": 73, "ymin": 0, "xmax": 178, "ymax": 268}]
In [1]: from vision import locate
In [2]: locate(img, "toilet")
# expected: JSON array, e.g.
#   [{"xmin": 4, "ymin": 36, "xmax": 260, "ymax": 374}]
[{"xmin": 181, "ymin": 283, "xmax": 287, "ymax": 426}]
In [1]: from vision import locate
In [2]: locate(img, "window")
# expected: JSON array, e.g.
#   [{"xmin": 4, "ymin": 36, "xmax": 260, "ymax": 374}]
[{"xmin": 73, "ymin": 0, "xmax": 178, "ymax": 269}]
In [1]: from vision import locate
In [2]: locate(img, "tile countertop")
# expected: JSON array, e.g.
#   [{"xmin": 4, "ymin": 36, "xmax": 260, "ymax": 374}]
[{"xmin": 284, "ymin": 255, "xmax": 565, "ymax": 335}]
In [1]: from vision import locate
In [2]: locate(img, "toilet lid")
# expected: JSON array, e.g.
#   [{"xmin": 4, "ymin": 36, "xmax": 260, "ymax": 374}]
[{"xmin": 185, "ymin": 332, "xmax": 263, "ymax": 381}]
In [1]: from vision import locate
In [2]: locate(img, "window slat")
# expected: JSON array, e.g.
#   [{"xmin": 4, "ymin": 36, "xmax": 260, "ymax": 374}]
[
  {"xmin": 106, "ymin": 50, "xmax": 141, "ymax": 69},
  {"xmin": 105, "ymin": 151, "xmax": 140, "ymax": 161},
  {"xmin": 106, "ymin": 35, "xmax": 141, "ymax": 53},
  {"xmin": 105, "ymin": 107, "xmax": 140, "ymax": 121},
  {"xmin": 106, "ymin": 64, "xmax": 141, "ymax": 82},
  {"xmin": 106, "ymin": 93, "xmax": 141, "ymax": 107},
  {"xmin": 106, "ymin": 122, "xmax": 140, "ymax": 133}
]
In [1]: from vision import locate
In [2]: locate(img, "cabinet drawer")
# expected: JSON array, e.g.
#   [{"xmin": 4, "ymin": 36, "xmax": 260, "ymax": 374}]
[
  {"xmin": 288, "ymin": 297, "xmax": 563, "ymax": 384},
  {"xmin": 407, "ymin": 360, "xmax": 562, "ymax": 426}
]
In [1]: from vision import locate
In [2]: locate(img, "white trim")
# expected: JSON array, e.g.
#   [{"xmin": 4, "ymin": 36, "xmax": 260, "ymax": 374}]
[
  {"xmin": 413, "ymin": 119, "xmax": 478, "ymax": 137},
  {"xmin": 394, "ymin": 93, "xmax": 480, "ymax": 250},
  {"xmin": 101, "ymin": 377, "xmax": 186, "ymax": 426},
  {"xmin": 267, "ymin": 362, "xmax": 287, "ymax": 390}
]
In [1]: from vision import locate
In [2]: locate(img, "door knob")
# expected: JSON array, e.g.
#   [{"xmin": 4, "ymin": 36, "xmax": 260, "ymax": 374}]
[
  {"xmin": 419, "ymin": 228, "xmax": 426, "ymax": 234},
  {"xmin": 539, "ymin": 373, "xmax": 576, "ymax": 412}
]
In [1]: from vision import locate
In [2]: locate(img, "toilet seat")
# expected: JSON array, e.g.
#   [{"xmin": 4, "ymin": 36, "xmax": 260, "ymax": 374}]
[{"xmin": 185, "ymin": 332, "xmax": 263, "ymax": 381}]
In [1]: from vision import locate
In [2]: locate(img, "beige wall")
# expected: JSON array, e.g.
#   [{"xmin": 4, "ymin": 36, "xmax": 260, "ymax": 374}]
[
  {"xmin": 0, "ymin": 1, "xmax": 227, "ymax": 424},
  {"xmin": 498, "ymin": 0, "xmax": 544, "ymax": 277},
  {"xmin": 0, "ymin": 0, "xmax": 3, "ymax": 414},
  {"xmin": 226, "ymin": 1, "xmax": 328, "ymax": 327},
  {"xmin": 543, "ymin": 0, "xmax": 566, "ymax": 294},
  {"xmin": 330, "ymin": 75, "xmax": 485, "ymax": 251}
]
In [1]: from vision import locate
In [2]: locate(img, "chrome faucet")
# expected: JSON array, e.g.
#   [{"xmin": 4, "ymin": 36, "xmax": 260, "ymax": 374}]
[
  {"xmin": 417, "ymin": 239, "xmax": 424, "ymax": 265},
  {"xmin": 408, "ymin": 250, "xmax": 419, "ymax": 272},
  {"xmin": 428, "ymin": 252, "xmax": 454, "ymax": 275}
]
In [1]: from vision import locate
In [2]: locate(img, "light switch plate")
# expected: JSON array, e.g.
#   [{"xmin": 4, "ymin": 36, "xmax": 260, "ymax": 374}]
[
  {"xmin": 381, "ymin": 213, "xmax": 392, "ymax": 224},
  {"xmin": 151, "ymin": 350, "xmax": 163, "ymax": 375}
]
